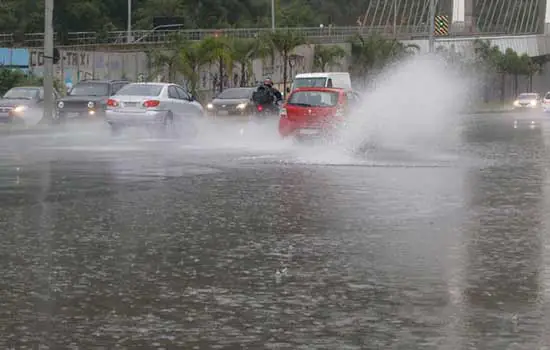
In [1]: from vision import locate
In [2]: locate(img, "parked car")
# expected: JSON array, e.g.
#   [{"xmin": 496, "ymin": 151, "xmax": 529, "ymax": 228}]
[
  {"xmin": 105, "ymin": 82, "xmax": 204, "ymax": 137},
  {"xmin": 513, "ymin": 92, "xmax": 541, "ymax": 110},
  {"xmin": 0, "ymin": 86, "xmax": 60, "ymax": 125},
  {"xmin": 206, "ymin": 87, "xmax": 256, "ymax": 116},
  {"xmin": 56, "ymin": 79, "xmax": 129, "ymax": 121},
  {"xmin": 278, "ymin": 87, "xmax": 359, "ymax": 141}
]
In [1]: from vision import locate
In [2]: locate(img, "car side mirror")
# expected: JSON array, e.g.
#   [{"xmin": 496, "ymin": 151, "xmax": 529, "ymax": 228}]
[{"xmin": 286, "ymin": 87, "xmax": 291, "ymax": 93}]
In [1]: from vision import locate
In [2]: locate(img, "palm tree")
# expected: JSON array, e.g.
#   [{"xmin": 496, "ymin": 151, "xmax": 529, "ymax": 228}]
[
  {"xmin": 312, "ymin": 45, "xmax": 347, "ymax": 72},
  {"xmin": 263, "ymin": 29, "xmax": 307, "ymax": 93},
  {"xmin": 230, "ymin": 37, "xmax": 271, "ymax": 87},
  {"xmin": 348, "ymin": 34, "xmax": 418, "ymax": 81},
  {"xmin": 178, "ymin": 41, "xmax": 208, "ymax": 96},
  {"xmin": 200, "ymin": 35, "xmax": 234, "ymax": 93},
  {"xmin": 149, "ymin": 32, "xmax": 185, "ymax": 82}
]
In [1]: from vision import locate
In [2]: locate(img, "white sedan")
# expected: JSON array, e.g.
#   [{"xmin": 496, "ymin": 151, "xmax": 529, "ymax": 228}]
[{"xmin": 105, "ymin": 82, "xmax": 204, "ymax": 136}]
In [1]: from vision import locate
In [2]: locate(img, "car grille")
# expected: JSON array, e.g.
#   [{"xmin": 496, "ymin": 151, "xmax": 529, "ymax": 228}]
[
  {"xmin": 0, "ymin": 106, "xmax": 13, "ymax": 113},
  {"xmin": 214, "ymin": 104, "xmax": 241, "ymax": 113},
  {"xmin": 61, "ymin": 101, "xmax": 88, "ymax": 109}
]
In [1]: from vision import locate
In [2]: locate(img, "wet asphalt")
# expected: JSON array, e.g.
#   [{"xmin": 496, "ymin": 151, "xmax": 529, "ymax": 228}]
[{"xmin": 0, "ymin": 112, "xmax": 549, "ymax": 349}]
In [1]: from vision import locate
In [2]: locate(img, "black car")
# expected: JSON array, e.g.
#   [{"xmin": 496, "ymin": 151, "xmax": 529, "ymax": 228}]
[
  {"xmin": 56, "ymin": 79, "xmax": 129, "ymax": 121},
  {"xmin": 0, "ymin": 86, "xmax": 60, "ymax": 124},
  {"xmin": 206, "ymin": 87, "xmax": 256, "ymax": 116}
]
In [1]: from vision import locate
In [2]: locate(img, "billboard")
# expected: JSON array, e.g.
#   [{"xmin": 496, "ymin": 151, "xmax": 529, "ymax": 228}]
[{"xmin": 0, "ymin": 48, "xmax": 29, "ymax": 68}]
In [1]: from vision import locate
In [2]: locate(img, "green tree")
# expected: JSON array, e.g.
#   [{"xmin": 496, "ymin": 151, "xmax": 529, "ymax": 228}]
[
  {"xmin": 349, "ymin": 34, "xmax": 418, "ymax": 79},
  {"xmin": 501, "ymin": 48, "xmax": 524, "ymax": 96},
  {"xmin": 148, "ymin": 33, "xmax": 186, "ymax": 82},
  {"xmin": 313, "ymin": 45, "xmax": 347, "ymax": 72},
  {"xmin": 230, "ymin": 37, "xmax": 270, "ymax": 87},
  {"xmin": 178, "ymin": 41, "xmax": 209, "ymax": 96},
  {"xmin": 263, "ymin": 29, "xmax": 307, "ymax": 93},
  {"xmin": 200, "ymin": 35, "xmax": 234, "ymax": 93}
]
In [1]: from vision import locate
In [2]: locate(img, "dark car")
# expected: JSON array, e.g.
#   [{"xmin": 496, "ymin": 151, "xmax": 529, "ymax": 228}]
[
  {"xmin": 0, "ymin": 86, "xmax": 60, "ymax": 125},
  {"xmin": 205, "ymin": 87, "xmax": 256, "ymax": 116},
  {"xmin": 56, "ymin": 79, "xmax": 129, "ymax": 121}
]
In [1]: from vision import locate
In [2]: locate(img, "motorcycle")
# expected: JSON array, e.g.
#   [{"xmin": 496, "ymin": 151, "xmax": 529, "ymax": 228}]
[{"xmin": 251, "ymin": 101, "xmax": 282, "ymax": 119}]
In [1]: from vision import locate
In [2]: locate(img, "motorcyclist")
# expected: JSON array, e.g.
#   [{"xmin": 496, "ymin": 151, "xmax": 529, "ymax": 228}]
[{"xmin": 263, "ymin": 78, "xmax": 283, "ymax": 104}]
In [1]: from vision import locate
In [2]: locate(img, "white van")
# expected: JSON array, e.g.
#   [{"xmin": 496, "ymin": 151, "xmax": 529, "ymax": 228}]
[{"xmin": 290, "ymin": 72, "xmax": 352, "ymax": 92}]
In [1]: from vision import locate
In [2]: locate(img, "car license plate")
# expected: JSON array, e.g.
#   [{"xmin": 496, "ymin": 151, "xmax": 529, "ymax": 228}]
[
  {"xmin": 217, "ymin": 110, "xmax": 229, "ymax": 116},
  {"xmin": 299, "ymin": 129, "xmax": 320, "ymax": 135},
  {"xmin": 67, "ymin": 112, "xmax": 80, "ymax": 118}
]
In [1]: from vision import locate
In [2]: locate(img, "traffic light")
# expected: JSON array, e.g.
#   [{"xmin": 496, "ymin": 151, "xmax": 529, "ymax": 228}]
[
  {"xmin": 53, "ymin": 48, "xmax": 60, "ymax": 64},
  {"xmin": 434, "ymin": 15, "xmax": 449, "ymax": 36}
]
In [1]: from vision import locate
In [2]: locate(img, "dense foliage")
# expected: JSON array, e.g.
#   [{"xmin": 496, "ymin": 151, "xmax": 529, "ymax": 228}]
[
  {"xmin": 437, "ymin": 39, "xmax": 546, "ymax": 101},
  {"xmin": 0, "ymin": 68, "xmax": 65, "ymax": 95},
  {"xmin": 0, "ymin": 0, "xmax": 373, "ymax": 35},
  {"xmin": 146, "ymin": 30, "xmax": 419, "ymax": 96}
]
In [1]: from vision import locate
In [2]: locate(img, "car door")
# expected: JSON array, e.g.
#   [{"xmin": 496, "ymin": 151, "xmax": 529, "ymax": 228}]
[
  {"xmin": 174, "ymin": 86, "xmax": 200, "ymax": 116},
  {"xmin": 167, "ymin": 85, "xmax": 184, "ymax": 115}
]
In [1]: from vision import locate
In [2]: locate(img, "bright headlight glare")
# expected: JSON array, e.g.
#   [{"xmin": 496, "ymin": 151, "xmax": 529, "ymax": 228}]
[
  {"xmin": 57, "ymin": 101, "xmax": 64, "ymax": 108},
  {"xmin": 236, "ymin": 103, "xmax": 247, "ymax": 109},
  {"xmin": 87, "ymin": 101, "xmax": 95, "ymax": 108},
  {"xmin": 207, "ymin": 103, "xmax": 213, "ymax": 109},
  {"xmin": 13, "ymin": 105, "xmax": 26, "ymax": 113}
]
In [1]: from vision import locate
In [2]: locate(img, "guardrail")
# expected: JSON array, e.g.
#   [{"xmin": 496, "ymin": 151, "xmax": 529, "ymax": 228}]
[{"xmin": 0, "ymin": 25, "xmax": 540, "ymax": 47}]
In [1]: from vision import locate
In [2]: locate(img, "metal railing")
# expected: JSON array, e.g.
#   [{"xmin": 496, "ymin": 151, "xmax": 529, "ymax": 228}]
[{"xmin": 0, "ymin": 25, "xmax": 541, "ymax": 48}]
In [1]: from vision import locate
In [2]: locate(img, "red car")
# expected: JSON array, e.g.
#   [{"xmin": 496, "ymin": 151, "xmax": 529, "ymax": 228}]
[{"xmin": 278, "ymin": 87, "xmax": 355, "ymax": 139}]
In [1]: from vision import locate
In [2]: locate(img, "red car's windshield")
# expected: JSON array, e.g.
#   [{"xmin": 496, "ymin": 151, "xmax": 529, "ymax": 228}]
[{"xmin": 287, "ymin": 91, "xmax": 339, "ymax": 107}]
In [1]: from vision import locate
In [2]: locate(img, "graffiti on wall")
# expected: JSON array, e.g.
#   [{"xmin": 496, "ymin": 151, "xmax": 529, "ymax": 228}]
[{"xmin": 28, "ymin": 49, "xmax": 147, "ymax": 83}]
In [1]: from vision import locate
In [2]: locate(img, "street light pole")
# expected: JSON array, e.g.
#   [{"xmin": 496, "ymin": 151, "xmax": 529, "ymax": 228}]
[
  {"xmin": 271, "ymin": 0, "xmax": 275, "ymax": 31},
  {"xmin": 127, "ymin": 0, "xmax": 132, "ymax": 43},
  {"xmin": 43, "ymin": 0, "xmax": 54, "ymax": 122},
  {"xmin": 393, "ymin": 0, "xmax": 397, "ymax": 37},
  {"xmin": 428, "ymin": 0, "xmax": 435, "ymax": 53}
]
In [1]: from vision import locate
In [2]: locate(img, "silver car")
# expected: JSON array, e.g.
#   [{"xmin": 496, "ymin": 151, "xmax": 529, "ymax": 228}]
[{"xmin": 105, "ymin": 82, "xmax": 204, "ymax": 136}]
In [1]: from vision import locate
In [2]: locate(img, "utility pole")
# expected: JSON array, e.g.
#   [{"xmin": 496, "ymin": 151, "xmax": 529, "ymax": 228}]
[
  {"xmin": 393, "ymin": 0, "xmax": 397, "ymax": 37},
  {"xmin": 271, "ymin": 0, "xmax": 275, "ymax": 31},
  {"xmin": 428, "ymin": 0, "xmax": 435, "ymax": 53},
  {"xmin": 127, "ymin": 0, "xmax": 132, "ymax": 43},
  {"xmin": 43, "ymin": 0, "xmax": 54, "ymax": 122}
]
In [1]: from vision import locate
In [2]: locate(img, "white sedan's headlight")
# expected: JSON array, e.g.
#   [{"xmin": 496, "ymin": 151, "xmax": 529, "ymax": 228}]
[
  {"xmin": 57, "ymin": 101, "xmax": 64, "ymax": 108},
  {"xmin": 513, "ymin": 100, "xmax": 520, "ymax": 106},
  {"xmin": 87, "ymin": 101, "xmax": 95, "ymax": 108},
  {"xmin": 236, "ymin": 103, "xmax": 247, "ymax": 110},
  {"xmin": 207, "ymin": 103, "xmax": 213, "ymax": 109},
  {"xmin": 13, "ymin": 105, "xmax": 27, "ymax": 113},
  {"xmin": 530, "ymin": 100, "xmax": 537, "ymax": 106}
]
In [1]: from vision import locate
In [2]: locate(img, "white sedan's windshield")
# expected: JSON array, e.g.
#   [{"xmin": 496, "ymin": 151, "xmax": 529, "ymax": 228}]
[{"xmin": 117, "ymin": 84, "xmax": 163, "ymax": 96}]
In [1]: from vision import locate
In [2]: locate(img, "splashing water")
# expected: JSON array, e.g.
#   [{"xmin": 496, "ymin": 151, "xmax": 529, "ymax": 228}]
[{"xmin": 332, "ymin": 54, "xmax": 476, "ymax": 160}]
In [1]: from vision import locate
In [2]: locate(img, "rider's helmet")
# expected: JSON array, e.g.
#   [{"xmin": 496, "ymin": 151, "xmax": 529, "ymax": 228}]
[{"xmin": 263, "ymin": 78, "xmax": 273, "ymax": 88}]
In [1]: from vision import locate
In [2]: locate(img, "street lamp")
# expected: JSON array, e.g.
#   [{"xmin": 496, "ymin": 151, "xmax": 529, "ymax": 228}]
[
  {"xmin": 429, "ymin": 0, "xmax": 435, "ymax": 52},
  {"xmin": 271, "ymin": 0, "xmax": 275, "ymax": 31},
  {"xmin": 43, "ymin": 0, "xmax": 54, "ymax": 122},
  {"xmin": 127, "ymin": 0, "xmax": 132, "ymax": 43}
]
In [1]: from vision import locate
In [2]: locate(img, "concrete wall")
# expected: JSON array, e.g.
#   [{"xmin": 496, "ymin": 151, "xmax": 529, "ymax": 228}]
[
  {"xmin": 24, "ymin": 40, "xmax": 550, "ymax": 102},
  {"xmin": 28, "ymin": 48, "xmax": 150, "ymax": 87},
  {"xmin": 26, "ymin": 43, "xmax": 352, "ymax": 94}
]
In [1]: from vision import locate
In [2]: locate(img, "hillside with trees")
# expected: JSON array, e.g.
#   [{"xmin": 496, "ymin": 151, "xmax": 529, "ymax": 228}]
[{"xmin": 0, "ymin": 0, "xmax": 541, "ymax": 36}]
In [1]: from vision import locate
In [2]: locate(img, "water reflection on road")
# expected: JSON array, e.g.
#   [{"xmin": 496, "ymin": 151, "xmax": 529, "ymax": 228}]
[{"xmin": 0, "ymin": 114, "xmax": 549, "ymax": 348}]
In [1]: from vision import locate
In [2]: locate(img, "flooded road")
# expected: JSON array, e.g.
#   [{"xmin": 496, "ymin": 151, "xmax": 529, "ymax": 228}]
[{"xmin": 0, "ymin": 114, "xmax": 549, "ymax": 349}]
